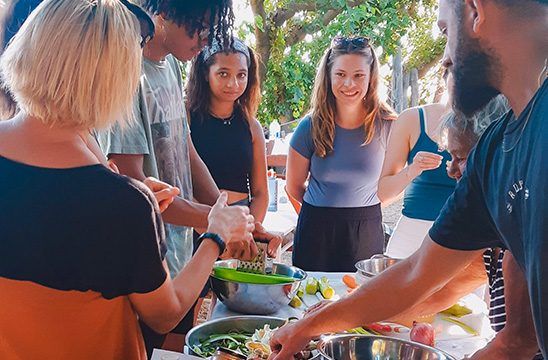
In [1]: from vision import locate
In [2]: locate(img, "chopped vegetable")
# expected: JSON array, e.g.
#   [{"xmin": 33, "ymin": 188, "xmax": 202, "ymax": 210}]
[
  {"xmin": 305, "ymin": 277, "xmax": 319, "ymax": 294},
  {"xmin": 296, "ymin": 285, "xmax": 305, "ymax": 299},
  {"xmin": 441, "ymin": 316, "xmax": 479, "ymax": 336},
  {"xmin": 342, "ymin": 274, "xmax": 358, "ymax": 289},
  {"xmin": 347, "ymin": 327, "xmax": 372, "ymax": 335},
  {"xmin": 319, "ymin": 277, "xmax": 335, "ymax": 299},
  {"xmin": 440, "ymin": 303, "xmax": 472, "ymax": 317},
  {"xmin": 367, "ymin": 323, "xmax": 392, "ymax": 334},
  {"xmin": 193, "ymin": 325, "xmax": 279, "ymax": 359},
  {"xmin": 289, "ymin": 296, "xmax": 303, "ymax": 308}
]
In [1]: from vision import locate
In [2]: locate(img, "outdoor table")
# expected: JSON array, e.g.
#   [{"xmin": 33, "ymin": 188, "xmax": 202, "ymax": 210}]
[
  {"xmin": 262, "ymin": 179, "xmax": 298, "ymax": 239},
  {"xmin": 208, "ymin": 271, "xmax": 494, "ymax": 359}
]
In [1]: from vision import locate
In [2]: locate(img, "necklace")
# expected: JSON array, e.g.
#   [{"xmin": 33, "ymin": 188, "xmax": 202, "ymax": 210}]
[
  {"xmin": 502, "ymin": 59, "xmax": 547, "ymax": 153},
  {"xmin": 210, "ymin": 111, "xmax": 234, "ymax": 126}
]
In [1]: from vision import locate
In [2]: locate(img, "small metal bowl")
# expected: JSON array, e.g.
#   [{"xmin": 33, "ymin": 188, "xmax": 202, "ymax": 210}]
[
  {"xmin": 186, "ymin": 316, "xmax": 286, "ymax": 357},
  {"xmin": 318, "ymin": 334, "xmax": 456, "ymax": 360},
  {"xmin": 355, "ymin": 254, "xmax": 400, "ymax": 280},
  {"xmin": 210, "ymin": 260, "xmax": 307, "ymax": 315}
]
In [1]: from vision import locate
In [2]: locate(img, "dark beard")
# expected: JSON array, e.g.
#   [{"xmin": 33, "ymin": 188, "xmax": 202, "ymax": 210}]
[{"xmin": 452, "ymin": 22, "xmax": 501, "ymax": 116}]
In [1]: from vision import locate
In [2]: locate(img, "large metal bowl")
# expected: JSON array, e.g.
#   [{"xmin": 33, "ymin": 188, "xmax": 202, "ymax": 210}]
[
  {"xmin": 210, "ymin": 259, "xmax": 307, "ymax": 314},
  {"xmin": 355, "ymin": 255, "xmax": 400, "ymax": 280},
  {"xmin": 186, "ymin": 315, "xmax": 286, "ymax": 357},
  {"xmin": 318, "ymin": 334, "xmax": 456, "ymax": 360}
]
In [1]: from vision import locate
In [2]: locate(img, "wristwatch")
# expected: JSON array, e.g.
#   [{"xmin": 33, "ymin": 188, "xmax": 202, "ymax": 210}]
[{"xmin": 198, "ymin": 232, "xmax": 226, "ymax": 256}]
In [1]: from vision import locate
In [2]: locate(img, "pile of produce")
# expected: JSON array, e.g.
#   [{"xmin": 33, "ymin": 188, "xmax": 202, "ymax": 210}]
[
  {"xmin": 192, "ymin": 324, "xmax": 277, "ymax": 359},
  {"xmin": 289, "ymin": 276, "xmax": 335, "ymax": 308}
]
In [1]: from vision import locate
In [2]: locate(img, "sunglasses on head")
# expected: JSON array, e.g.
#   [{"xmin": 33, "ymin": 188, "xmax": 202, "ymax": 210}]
[
  {"xmin": 119, "ymin": 0, "xmax": 155, "ymax": 48},
  {"xmin": 331, "ymin": 36, "xmax": 370, "ymax": 50}
]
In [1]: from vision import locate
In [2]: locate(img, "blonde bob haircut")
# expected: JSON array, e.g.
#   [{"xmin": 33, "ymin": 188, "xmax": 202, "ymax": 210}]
[
  {"xmin": 0, "ymin": 0, "xmax": 142, "ymax": 130},
  {"xmin": 309, "ymin": 37, "xmax": 396, "ymax": 158}
]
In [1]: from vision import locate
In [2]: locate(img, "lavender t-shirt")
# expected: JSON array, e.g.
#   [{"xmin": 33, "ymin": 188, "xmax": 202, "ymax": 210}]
[{"xmin": 290, "ymin": 116, "xmax": 391, "ymax": 208}]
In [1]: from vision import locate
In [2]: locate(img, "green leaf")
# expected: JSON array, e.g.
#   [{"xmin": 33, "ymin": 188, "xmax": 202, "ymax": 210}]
[{"xmin": 255, "ymin": 14, "xmax": 265, "ymax": 33}]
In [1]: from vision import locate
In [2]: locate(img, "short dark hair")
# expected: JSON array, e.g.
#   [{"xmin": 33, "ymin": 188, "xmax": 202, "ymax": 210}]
[{"xmin": 141, "ymin": 0, "xmax": 234, "ymax": 46}]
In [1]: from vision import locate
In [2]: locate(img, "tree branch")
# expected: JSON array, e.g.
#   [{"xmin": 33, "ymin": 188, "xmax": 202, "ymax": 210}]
[
  {"xmin": 272, "ymin": 2, "xmax": 319, "ymax": 27},
  {"xmin": 284, "ymin": 0, "xmax": 366, "ymax": 46},
  {"xmin": 416, "ymin": 52, "xmax": 443, "ymax": 79}
]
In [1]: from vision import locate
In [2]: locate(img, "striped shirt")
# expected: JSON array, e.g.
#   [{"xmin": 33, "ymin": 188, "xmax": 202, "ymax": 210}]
[
  {"xmin": 483, "ymin": 248, "xmax": 506, "ymax": 332},
  {"xmin": 483, "ymin": 248, "xmax": 543, "ymax": 360}
]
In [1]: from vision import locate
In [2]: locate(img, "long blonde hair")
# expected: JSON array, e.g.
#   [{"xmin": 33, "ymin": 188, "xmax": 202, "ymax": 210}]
[
  {"xmin": 309, "ymin": 37, "xmax": 396, "ymax": 158},
  {"xmin": 0, "ymin": 0, "xmax": 142, "ymax": 130}
]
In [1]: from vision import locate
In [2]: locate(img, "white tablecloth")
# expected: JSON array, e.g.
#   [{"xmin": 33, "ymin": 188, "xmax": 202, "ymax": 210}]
[
  {"xmin": 262, "ymin": 180, "xmax": 298, "ymax": 237},
  {"xmin": 211, "ymin": 272, "xmax": 494, "ymax": 359}
]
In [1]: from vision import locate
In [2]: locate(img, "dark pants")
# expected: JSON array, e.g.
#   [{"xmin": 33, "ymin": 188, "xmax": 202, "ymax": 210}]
[{"xmin": 292, "ymin": 202, "xmax": 384, "ymax": 272}]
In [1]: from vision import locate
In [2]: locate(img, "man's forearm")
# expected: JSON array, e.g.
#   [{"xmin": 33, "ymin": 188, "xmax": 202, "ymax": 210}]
[
  {"xmin": 389, "ymin": 256, "xmax": 487, "ymax": 326},
  {"xmin": 162, "ymin": 196, "xmax": 211, "ymax": 228},
  {"xmin": 304, "ymin": 258, "xmax": 443, "ymax": 335}
]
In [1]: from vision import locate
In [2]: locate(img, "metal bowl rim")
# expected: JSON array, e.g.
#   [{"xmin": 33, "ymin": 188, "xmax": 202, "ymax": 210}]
[
  {"xmin": 185, "ymin": 315, "xmax": 286, "ymax": 349},
  {"xmin": 354, "ymin": 258, "xmax": 400, "ymax": 277},
  {"xmin": 317, "ymin": 333, "xmax": 456, "ymax": 360}
]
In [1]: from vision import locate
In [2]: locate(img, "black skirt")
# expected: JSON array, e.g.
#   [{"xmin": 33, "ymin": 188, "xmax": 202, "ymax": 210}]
[{"xmin": 292, "ymin": 202, "xmax": 384, "ymax": 272}]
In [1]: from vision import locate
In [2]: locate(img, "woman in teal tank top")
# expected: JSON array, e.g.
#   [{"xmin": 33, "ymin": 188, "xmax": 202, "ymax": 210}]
[{"xmin": 378, "ymin": 74, "xmax": 456, "ymax": 258}]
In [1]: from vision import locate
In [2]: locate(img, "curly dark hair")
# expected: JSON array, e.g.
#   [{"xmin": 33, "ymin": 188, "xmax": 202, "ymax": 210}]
[
  {"xmin": 141, "ymin": 0, "xmax": 235, "ymax": 47},
  {"xmin": 185, "ymin": 44, "xmax": 261, "ymax": 126}
]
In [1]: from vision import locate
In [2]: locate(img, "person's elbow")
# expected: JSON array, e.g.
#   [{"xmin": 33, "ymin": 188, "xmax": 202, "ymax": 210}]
[
  {"xmin": 141, "ymin": 306, "xmax": 184, "ymax": 334},
  {"xmin": 285, "ymin": 182, "xmax": 303, "ymax": 203},
  {"xmin": 377, "ymin": 179, "xmax": 395, "ymax": 205},
  {"xmin": 377, "ymin": 181, "xmax": 389, "ymax": 203}
]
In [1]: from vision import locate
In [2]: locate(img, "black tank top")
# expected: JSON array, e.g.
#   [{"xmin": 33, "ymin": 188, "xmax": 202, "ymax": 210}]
[{"xmin": 190, "ymin": 108, "xmax": 253, "ymax": 194}]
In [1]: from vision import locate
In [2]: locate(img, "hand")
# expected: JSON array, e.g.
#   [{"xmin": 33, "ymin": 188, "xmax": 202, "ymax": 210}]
[
  {"xmin": 269, "ymin": 321, "xmax": 313, "ymax": 360},
  {"xmin": 142, "ymin": 177, "xmax": 180, "ymax": 213},
  {"xmin": 407, "ymin": 151, "xmax": 443, "ymax": 178},
  {"xmin": 253, "ymin": 222, "xmax": 283, "ymax": 258},
  {"xmin": 207, "ymin": 192, "xmax": 257, "ymax": 260}
]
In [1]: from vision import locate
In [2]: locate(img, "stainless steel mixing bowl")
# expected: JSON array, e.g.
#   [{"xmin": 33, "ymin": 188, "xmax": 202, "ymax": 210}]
[
  {"xmin": 355, "ymin": 255, "xmax": 400, "ymax": 279},
  {"xmin": 317, "ymin": 334, "xmax": 456, "ymax": 360},
  {"xmin": 186, "ymin": 315, "xmax": 286, "ymax": 357},
  {"xmin": 210, "ymin": 259, "xmax": 307, "ymax": 315}
]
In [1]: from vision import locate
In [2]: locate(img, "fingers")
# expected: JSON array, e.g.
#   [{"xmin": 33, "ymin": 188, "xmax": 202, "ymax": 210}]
[
  {"xmin": 254, "ymin": 221, "xmax": 266, "ymax": 233},
  {"xmin": 415, "ymin": 152, "xmax": 443, "ymax": 170},
  {"xmin": 143, "ymin": 177, "xmax": 172, "ymax": 191},
  {"xmin": 267, "ymin": 235, "xmax": 283, "ymax": 257},
  {"xmin": 107, "ymin": 160, "xmax": 120, "ymax": 174},
  {"xmin": 155, "ymin": 187, "xmax": 180, "ymax": 202},
  {"xmin": 249, "ymin": 238, "xmax": 259, "ymax": 259},
  {"xmin": 212, "ymin": 191, "xmax": 229, "ymax": 209}
]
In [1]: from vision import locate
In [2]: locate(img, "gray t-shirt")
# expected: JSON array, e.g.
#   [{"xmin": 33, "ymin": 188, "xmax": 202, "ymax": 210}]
[
  {"xmin": 290, "ymin": 116, "xmax": 390, "ymax": 208},
  {"xmin": 97, "ymin": 55, "xmax": 193, "ymax": 278}
]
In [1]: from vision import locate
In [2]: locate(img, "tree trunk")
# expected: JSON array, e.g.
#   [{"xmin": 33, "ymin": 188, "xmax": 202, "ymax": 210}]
[
  {"xmin": 410, "ymin": 68, "xmax": 419, "ymax": 107},
  {"xmin": 403, "ymin": 71, "xmax": 410, "ymax": 110},
  {"xmin": 391, "ymin": 45, "xmax": 404, "ymax": 113},
  {"xmin": 250, "ymin": 0, "xmax": 271, "ymax": 88}
]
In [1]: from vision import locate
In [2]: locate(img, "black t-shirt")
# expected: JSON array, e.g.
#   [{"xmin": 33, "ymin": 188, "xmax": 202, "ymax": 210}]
[
  {"xmin": 430, "ymin": 79, "xmax": 548, "ymax": 356},
  {"xmin": 0, "ymin": 157, "xmax": 167, "ymax": 299}
]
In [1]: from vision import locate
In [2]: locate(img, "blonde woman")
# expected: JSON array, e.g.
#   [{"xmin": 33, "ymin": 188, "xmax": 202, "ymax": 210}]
[
  {"xmin": 0, "ymin": 1, "xmax": 253, "ymax": 359},
  {"xmin": 286, "ymin": 36, "xmax": 396, "ymax": 272}
]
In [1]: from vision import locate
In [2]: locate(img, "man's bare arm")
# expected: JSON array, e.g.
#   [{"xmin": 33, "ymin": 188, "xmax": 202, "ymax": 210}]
[{"xmin": 109, "ymin": 153, "xmax": 211, "ymax": 228}]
